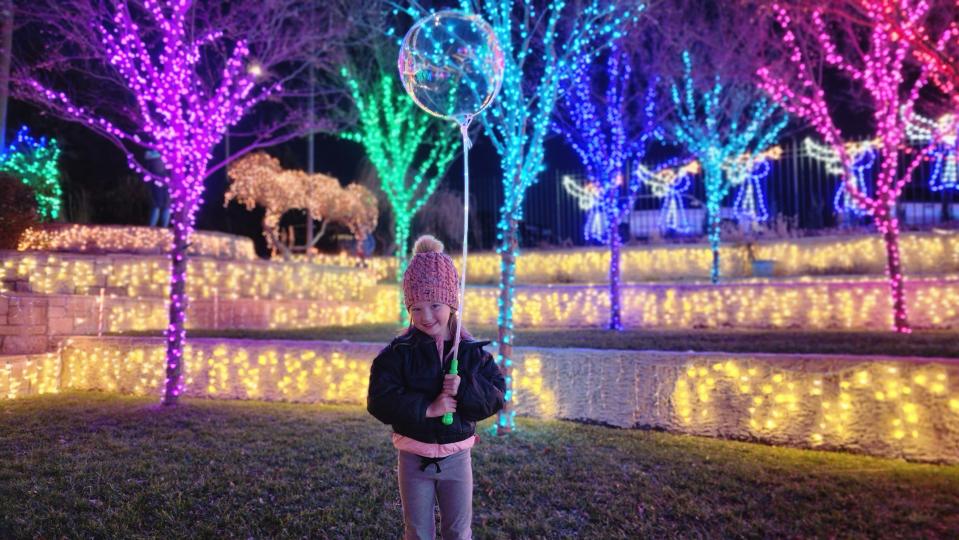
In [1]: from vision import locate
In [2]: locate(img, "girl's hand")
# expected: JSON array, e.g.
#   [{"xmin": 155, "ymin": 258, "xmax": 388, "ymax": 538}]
[
  {"xmin": 442, "ymin": 374, "xmax": 461, "ymax": 396},
  {"xmin": 426, "ymin": 394, "xmax": 457, "ymax": 418}
]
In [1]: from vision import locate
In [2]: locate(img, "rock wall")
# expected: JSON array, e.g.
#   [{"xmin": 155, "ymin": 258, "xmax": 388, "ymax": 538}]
[{"xmin": 7, "ymin": 336, "xmax": 952, "ymax": 463}]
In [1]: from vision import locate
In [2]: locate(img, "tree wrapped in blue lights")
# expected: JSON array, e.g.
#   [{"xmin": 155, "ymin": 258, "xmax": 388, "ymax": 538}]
[
  {"xmin": 668, "ymin": 50, "xmax": 787, "ymax": 283},
  {"xmin": 469, "ymin": 0, "xmax": 638, "ymax": 432},
  {"xmin": 0, "ymin": 126, "xmax": 62, "ymax": 220},
  {"xmin": 396, "ymin": 0, "xmax": 638, "ymax": 431},
  {"xmin": 393, "ymin": 0, "xmax": 639, "ymax": 432},
  {"xmin": 555, "ymin": 41, "xmax": 659, "ymax": 330}
]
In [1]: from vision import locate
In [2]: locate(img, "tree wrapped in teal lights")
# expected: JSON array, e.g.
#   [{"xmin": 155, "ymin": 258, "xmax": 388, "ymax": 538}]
[
  {"xmin": 466, "ymin": 0, "xmax": 638, "ymax": 433},
  {"xmin": 341, "ymin": 67, "xmax": 457, "ymax": 322},
  {"xmin": 398, "ymin": 0, "xmax": 638, "ymax": 431},
  {"xmin": 554, "ymin": 41, "xmax": 660, "ymax": 330},
  {"xmin": 0, "ymin": 126, "xmax": 62, "ymax": 220},
  {"xmin": 669, "ymin": 50, "xmax": 787, "ymax": 283}
]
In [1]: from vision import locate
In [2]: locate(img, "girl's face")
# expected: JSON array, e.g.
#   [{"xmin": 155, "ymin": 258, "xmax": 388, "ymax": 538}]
[{"xmin": 409, "ymin": 301, "xmax": 452, "ymax": 341}]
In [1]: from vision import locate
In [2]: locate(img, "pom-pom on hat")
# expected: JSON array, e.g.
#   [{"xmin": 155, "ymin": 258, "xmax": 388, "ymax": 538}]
[{"xmin": 403, "ymin": 235, "xmax": 459, "ymax": 310}]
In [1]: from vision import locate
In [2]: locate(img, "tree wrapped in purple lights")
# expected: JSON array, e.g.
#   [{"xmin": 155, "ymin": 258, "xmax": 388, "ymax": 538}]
[
  {"xmin": 554, "ymin": 41, "xmax": 660, "ymax": 330},
  {"xmin": 13, "ymin": 0, "xmax": 364, "ymax": 404},
  {"xmin": 757, "ymin": 0, "xmax": 958, "ymax": 332}
]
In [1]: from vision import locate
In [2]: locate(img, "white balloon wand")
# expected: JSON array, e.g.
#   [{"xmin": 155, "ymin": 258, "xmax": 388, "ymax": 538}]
[
  {"xmin": 443, "ymin": 116, "xmax": 473, "ymax": 425},
  {"xmin": 397, "ymin": 10, "xmax": 504, "ymax": 426}
]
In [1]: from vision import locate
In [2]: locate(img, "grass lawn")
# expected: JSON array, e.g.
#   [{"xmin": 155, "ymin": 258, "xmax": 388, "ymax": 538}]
[
  {"xmin": 146, "ymin": 324, "xmax": 959, "ymax": 358},
  {"xmin": 1, "ymin": 393, "xmax": 957, "ymax": 538}
]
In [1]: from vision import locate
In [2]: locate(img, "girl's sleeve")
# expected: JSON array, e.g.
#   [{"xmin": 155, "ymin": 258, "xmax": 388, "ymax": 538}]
[
  {"xmin": 367, "ymin": 346, "xmax": 431, "ymax": 425},
  {"xmin": 456, "ymin": 349, "xmax": 506, "ymax": 422}
]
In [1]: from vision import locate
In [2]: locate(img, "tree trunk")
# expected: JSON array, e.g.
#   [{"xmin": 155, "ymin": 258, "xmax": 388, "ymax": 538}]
[
  {"xmin": 0, "ymin": 1, "xmax": 12, "ymax": 150},
  {"xmin": 495, "ymin": 216, "xmax": 518, "ymax": 434},
  {"xmin": 876, "ymin": 208, "xmax": 910, "ymax": 333},
  {"xmin": 707, "ymin": 205, "xmax": 721, "ymax": 284},
  {"xmin": 705, "ymin": 165, "xmax": 723, "ymax": 284},
  {"xmin": 162, "ymin": 206, "xmax": 191, "ymax": 405},
  {"xmin": 394, "ymin": 222, "xmax": 411, "ymax": 324},
  {"xmin": 607, "ymin": 209, "xmax": 623, "ymax": 330}
]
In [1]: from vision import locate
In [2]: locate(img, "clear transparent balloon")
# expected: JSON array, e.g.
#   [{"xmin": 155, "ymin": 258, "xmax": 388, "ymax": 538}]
[{"xmin": 398, "ymin": 11, "xmax": 504, "ymax": 123}]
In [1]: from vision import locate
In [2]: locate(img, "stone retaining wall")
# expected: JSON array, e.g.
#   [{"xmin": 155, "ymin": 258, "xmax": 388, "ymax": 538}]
[
  {"xmin": 6, "ymin": 272, "xmax": 959, "ymax": 355},
  {"xmin": 5, "ymin": 336, "xmax": 955, "ymax": 463},
  {"xmin": 0, "ymin": 293, "xmax": 381, "ymax": 354},
  {"xmin": 0, "ymin": 251, "xmax": 375, "ymax": 301}
]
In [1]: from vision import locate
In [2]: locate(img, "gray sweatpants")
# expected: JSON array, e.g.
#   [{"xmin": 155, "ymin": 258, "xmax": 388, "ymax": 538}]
[{"xmin": 397, "ymin": 449, "xmax": 473, "ymax": 540}]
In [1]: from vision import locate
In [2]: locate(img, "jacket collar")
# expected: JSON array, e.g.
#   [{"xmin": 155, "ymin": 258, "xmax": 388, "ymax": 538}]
[{"xmin": 393, "ymin": 327, "xmax": 491, "ymax": 350}]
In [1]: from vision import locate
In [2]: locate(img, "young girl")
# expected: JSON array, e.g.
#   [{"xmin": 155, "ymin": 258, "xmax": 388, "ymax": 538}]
[{"xmin": 368, "ymin": 235, "xmax": 506, "ymax": 540}]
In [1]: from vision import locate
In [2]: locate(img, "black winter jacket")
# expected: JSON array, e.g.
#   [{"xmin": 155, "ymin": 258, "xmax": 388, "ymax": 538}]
[{"xmin": 367, "ymin": 328, "xmax": 506, "ymax": 444}]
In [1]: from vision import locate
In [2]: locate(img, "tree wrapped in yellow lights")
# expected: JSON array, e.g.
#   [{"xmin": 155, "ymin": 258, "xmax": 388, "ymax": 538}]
[{"xmin": 225, "ymin": 152, "xmax": 377, "ymax": 257}]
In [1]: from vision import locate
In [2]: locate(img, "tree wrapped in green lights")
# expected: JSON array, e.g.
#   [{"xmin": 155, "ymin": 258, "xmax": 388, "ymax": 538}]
[
  {"xmin": 668, "ymin": 50, "xmax": 787, "ymax": 283},
  {"xmin": 0, "ymin": 126, "xmax": 62, "ymax": 220},
  {"xmin": 341, "ymin": 67, "xmax": 458, "ymax": 321}
]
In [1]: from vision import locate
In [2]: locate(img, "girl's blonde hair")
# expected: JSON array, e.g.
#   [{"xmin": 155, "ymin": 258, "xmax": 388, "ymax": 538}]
[{"xmin": 401, "ymin": 308, "xmax": 474, "ymax": 341}]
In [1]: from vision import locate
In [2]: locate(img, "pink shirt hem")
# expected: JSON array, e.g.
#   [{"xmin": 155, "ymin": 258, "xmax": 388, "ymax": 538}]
[{"xmin": 392, "ymin": 433, "xmax": 476, "ymax": 458}]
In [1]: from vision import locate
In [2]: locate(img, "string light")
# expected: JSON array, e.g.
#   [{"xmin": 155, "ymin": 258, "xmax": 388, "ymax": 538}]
[
  {"xmin": 4, "ymin": 339, "xmax": 957, "ymax": 463},
  {"xmin": 804, "ymin": 138, "xmax": 878, "ymax": 216},
  {"xmin": 637, "ymin": 160, "xmax": 700, "ymax": 234},
  {"xmin": 0, "ymin": 126, "xmax": 62, "ymax": 220},
  {"xmin": 725, "ymin": 146, "xmax": 782, "ymax": 225},
  {"xmin": 756, "ymin": 1, "xmax": 957, "ymax": 333},
  {"xmin": 905, "ymin": 112, "xmax": 958, "ymax": 191},
  {"xmin": 670, "ymin": 50, "xmax": 788, "ymax": 283},
  {"xmin": 18, "ymin": 224, "xmax": 256, "ymax": 259},
  {"xmin": 225, "ymin": 152, "xmax": 378, "ymax": 256},
  {"xmin": 340, "ymin": 67, "xmax": 457, "ymax": 321}
]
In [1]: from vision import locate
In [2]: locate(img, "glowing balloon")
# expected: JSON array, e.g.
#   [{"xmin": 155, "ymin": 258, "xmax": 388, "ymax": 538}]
[{"xmin": 398, "ymin": 10, "xmax": 504, "ymax": 124}]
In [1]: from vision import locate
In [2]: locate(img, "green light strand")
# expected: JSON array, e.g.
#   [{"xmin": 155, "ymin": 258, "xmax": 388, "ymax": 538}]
[{"xmin": 0, "ymin": 126, "xmax": 63, "ymax": 221}]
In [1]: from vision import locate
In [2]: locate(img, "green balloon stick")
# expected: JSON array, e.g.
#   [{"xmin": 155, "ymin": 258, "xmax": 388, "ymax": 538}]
[{"xmin": 442, "ymin": 357, "xmax": 459, "ymax": 426}]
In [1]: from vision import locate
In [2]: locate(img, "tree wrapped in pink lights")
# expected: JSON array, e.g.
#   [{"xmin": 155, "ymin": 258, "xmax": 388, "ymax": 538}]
[
  {"xmin": 13, "ymin": 0, "xmax": 365, "ymax": 404},
  {"xmin": 757, "ymin": 0, "xmax": 958, "ymax": 333},
  {"xmin": 849, "ymin": 0, "xmax": 959, "ymax": 108}
]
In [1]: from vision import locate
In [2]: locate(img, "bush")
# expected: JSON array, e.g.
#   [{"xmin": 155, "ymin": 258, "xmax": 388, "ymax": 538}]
[{"xmin": 0, "ymin": 173, "xmax": 40, "ymax": 249}]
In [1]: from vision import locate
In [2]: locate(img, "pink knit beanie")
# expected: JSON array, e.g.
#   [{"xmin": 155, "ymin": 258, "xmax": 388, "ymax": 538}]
[{"xmin": 403, "ymin": 235, "xmax": 459, "ymax": 310}]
